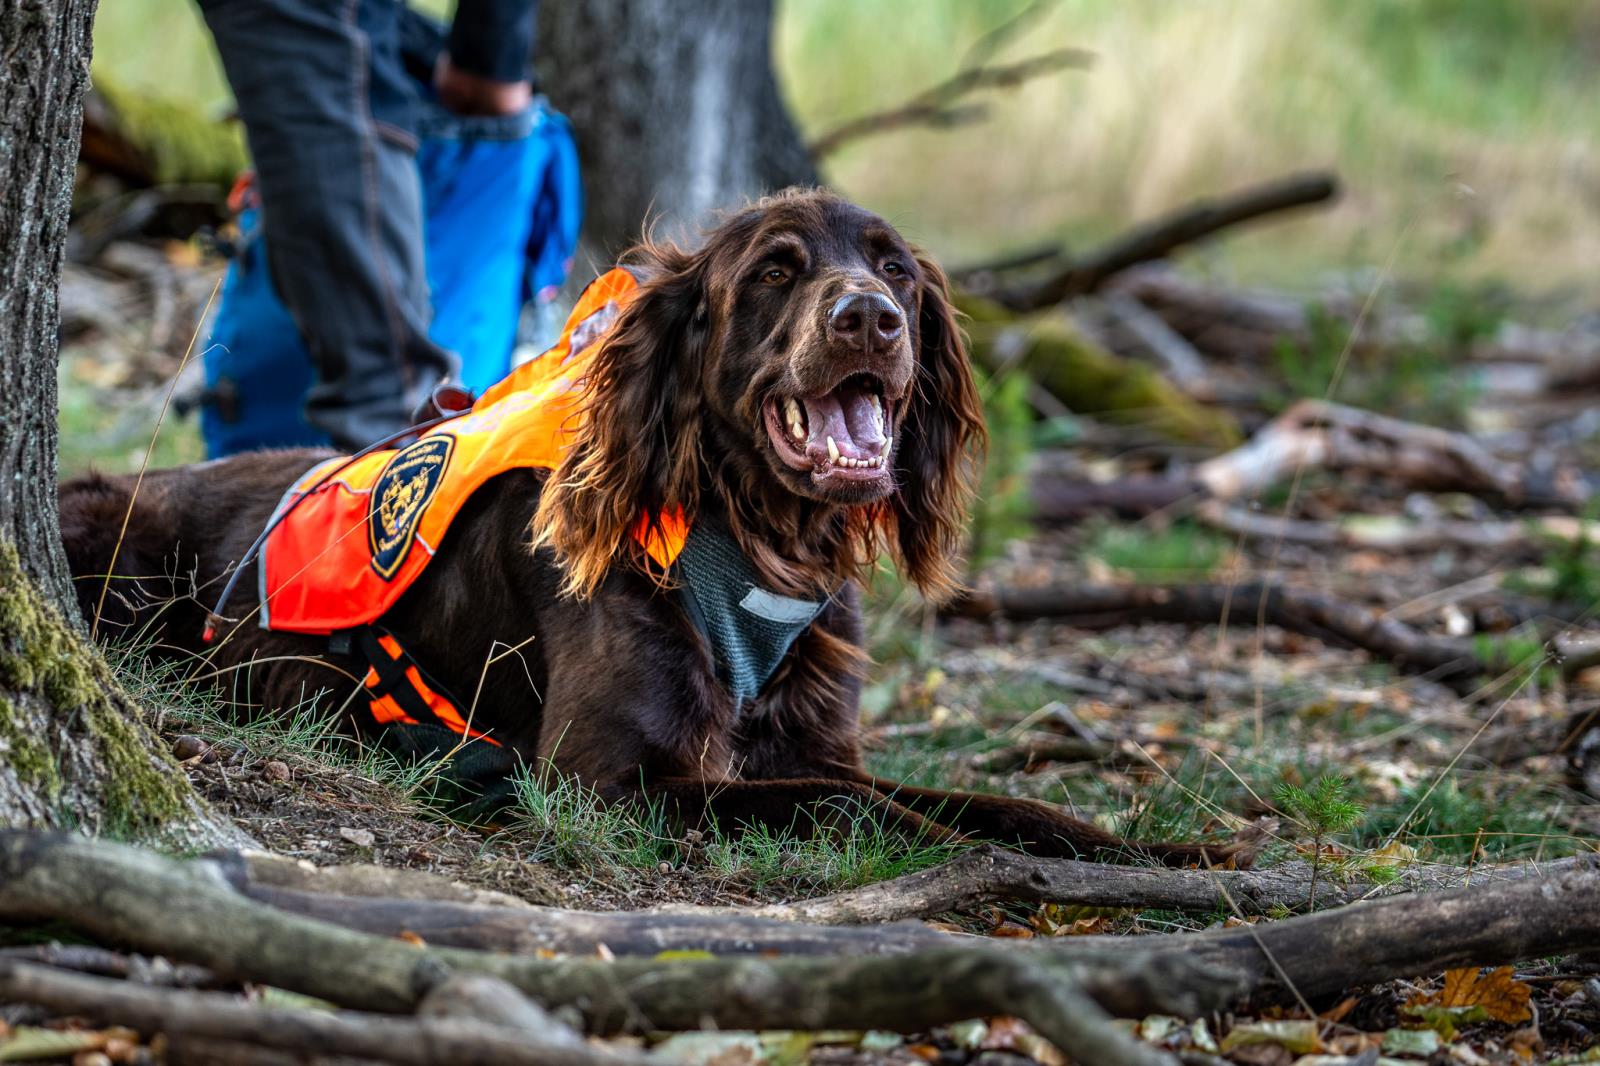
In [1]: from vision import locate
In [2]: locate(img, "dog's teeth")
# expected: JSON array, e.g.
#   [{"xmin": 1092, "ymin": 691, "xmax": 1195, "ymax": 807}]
[
  {"xmin": 827, "ymin": 436, "xmax": 839, "ymax": 463},
  {"xmin": 869, "ymin": 394, "xmax": 882, "ymax": 420},
  {"xmin": 790, "ymin": 419, "xmax": 805, "ymax": 441},
  {"xmin": 880, "ymin": 435, "xmax": 892, "ymax": 457},
  {"xmin": 785, "ymin": 397, "xmax": 803, "ymax": 425}
]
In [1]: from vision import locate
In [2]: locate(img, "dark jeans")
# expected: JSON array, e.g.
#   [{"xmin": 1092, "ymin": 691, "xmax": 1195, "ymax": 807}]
[{"xmin": 198, "ymin": 0, "xmax": 458, "ymax": 451}]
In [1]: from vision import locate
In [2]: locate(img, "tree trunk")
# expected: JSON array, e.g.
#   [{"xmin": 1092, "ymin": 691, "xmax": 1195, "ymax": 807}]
[
  {"xmin": 538, "ymin": 0, "xmax": 817, "ymax": 261},
  {"xmin": 0, "ymin": 0, "xmax": 234, "ymax": 843}
]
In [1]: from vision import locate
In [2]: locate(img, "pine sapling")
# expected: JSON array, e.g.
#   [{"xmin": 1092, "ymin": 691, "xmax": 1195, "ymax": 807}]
[{"xmin": 1274, "ymin": 773, "xmax": 1365, "ymax": 910}]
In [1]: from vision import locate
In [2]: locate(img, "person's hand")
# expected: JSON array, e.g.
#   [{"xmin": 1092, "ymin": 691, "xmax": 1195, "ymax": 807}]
[{"xmin": 434, "ymin": 53, "xmax": 531, "ymax": 116}]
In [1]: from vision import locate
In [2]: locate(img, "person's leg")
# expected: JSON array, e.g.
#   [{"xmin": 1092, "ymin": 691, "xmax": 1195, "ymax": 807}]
[{"xmin": 199, "ymin": 0, "xmax": 457, "ymax": 451}]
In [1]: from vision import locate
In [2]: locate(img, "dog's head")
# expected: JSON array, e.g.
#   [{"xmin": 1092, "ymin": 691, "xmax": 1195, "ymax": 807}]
[{"xmin": 534, "ymin": 188, "xmax": 984, "ymax": 601}]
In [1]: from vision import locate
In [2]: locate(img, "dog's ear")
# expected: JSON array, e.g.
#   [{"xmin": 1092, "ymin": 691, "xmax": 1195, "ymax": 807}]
[
  {"xmin": 886, "ymin": 251, "xmax": 986, "ymax": 602},
  {"xmin": 532, "ymin": 246, "xmax": 709, "ymax": 598}
]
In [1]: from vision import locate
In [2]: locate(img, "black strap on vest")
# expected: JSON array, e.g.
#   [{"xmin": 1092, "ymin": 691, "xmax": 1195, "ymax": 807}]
[{"xmin": 355, "ymin": 627, "xmax": 451, "ymax": 731}]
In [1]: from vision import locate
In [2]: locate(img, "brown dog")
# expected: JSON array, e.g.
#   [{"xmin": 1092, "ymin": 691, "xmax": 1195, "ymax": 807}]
[{"xmin": 62, "ymin": 189, "xmax": 1235, "ymax": 865}]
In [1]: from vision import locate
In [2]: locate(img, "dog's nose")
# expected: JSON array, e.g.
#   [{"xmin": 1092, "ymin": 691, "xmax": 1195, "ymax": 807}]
[{"xmin": 828, "ymin": 291, "xmax": 904, "ymax": 354}]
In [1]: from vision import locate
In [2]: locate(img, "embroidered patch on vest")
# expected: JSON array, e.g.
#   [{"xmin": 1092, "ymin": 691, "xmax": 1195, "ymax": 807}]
[{"xmin": 368, "ymin": 436, "xmax": 454, "ymax": 580}]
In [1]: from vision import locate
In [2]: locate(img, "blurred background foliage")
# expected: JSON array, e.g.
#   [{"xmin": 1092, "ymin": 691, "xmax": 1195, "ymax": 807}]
[{"xmin": 93, "ymin": 0, "xmax": 1600, "ymax": 307}]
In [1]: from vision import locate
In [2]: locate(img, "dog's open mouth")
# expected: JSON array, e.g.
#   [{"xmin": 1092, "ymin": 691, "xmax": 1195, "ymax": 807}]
[{"xmin": 764, "ymin": 374, "xmax": 893, "ymax": 482}]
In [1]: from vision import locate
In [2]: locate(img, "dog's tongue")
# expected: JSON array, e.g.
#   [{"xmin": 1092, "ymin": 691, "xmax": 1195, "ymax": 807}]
[{"xmin": 803, "ymin": 382, "xmax": 885, "ymax": 460}]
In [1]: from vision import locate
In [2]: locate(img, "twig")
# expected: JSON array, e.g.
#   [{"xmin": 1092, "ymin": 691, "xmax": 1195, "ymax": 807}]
[{"xmin": 808, "ymin": 47, "xmax": 1093, "ymax": 159}]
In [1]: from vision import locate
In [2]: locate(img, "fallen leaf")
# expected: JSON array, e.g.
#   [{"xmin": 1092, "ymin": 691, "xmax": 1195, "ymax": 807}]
[
  {"xmin": 1220, "ymin": 1019, "xmax": 1322, "ymax": 1055},
  {"xmin": 255, "ymin": 986, "xmax": 336, "ymax": 1012},
  {"xmin": 988, "ymin": 921, "xmax": 1035, "ymax": 938},
  {"xmin": 1368, "ymin": 840, "xmax": 1418, "ymax": 868},
  {"xmin": 1406, "ymin": 967, "xmax": 1532, "ymax": 1026},
  {"xmin": 397, "ymin": 931, "xmax": 426, "ymax": 947},
  {"xmin": 0, "ymin": 1029, "xmax": 102, "ymax": 1064},
  {"xmin": 1319, "ymin": 998, "xmax": 1358, "ymax": 1025},
  {"xmin": 1401, "ymin": 1004, "xmax": 1491, "ymax": 1041},
  {"xmin": 856, "ymin": 1032, "xmax": 902, "ymax": 1052},
  {"xmin": 1382, "ymin": 1027, "xmax": 1440, "ymax": 1056},
  {"xmin": 944, "ymin": 1019, "xmax": 987, "ymax": 1050},
  {"xmin": 338, "ymin": 827, "xmax": 376, "ymax": 848}
]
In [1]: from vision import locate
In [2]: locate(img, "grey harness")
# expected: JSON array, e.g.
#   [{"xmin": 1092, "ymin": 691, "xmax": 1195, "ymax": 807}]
[{"xmin": 672, "ymin": 523, "xmax": 831, "ymax": 712}]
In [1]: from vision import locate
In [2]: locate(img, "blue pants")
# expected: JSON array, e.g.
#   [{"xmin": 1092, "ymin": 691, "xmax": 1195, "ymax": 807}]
[{"xmin": 198, "ymin": 0, "xmax": 456, "ymax": 450}]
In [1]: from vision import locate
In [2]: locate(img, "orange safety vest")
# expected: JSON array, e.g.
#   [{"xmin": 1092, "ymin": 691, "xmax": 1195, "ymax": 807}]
[{"xmin": 257, "ymin": 267, "xmax": 688, "ymax": 637}]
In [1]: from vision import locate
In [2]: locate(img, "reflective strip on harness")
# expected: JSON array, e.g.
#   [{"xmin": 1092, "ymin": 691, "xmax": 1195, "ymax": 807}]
[{"xmin": 359, "ymin": 630, "xmax": 501, "ymax": 747}]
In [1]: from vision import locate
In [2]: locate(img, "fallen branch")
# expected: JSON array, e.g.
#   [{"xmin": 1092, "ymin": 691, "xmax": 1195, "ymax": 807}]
[
  {"xmin": 6, "ymin": 833, "xmax": 1600, "ymax": 1030},
  {"xmin": 0, "ymin": 832, "xmax": 1173, "ymax": 1065},
  {"xmin": 197, "ymin": 846, "xmax": 1591, "ymax": 947},
  {"xmin": 947, "ymin": 580, "xmax": 1483, "ymax": 681},
  {"xmin": 989, "ymin": 172, "xmax": 1339, "ymax": 311},
  {"xmin": 1032, "ymin": 398, "xmax": 1583, "ymax": 521},
  {"xmin": 1116, "ymin": 267, "xmax": 1600, "ymax": 389},
  {"xmin": 1194, "ymin": 501, "xmax": 1600, "ymax": 556},
  {"xmin": 0, "ymin": 960, "xmax": 636, "ymax": 1066},
  {"xmin": 731, "ymin": 845, "xmax": 1592, "ymax": 924}
]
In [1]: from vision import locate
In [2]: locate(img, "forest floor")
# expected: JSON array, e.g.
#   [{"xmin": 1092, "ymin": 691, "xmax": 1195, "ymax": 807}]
[{"xmin": 44, "ymin": 242, "xmax": 1600, "ymax": 1065}]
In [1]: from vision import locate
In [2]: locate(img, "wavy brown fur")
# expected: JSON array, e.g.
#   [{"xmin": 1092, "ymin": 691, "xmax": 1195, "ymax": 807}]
[{"xmin": 532, "ymin": 188, "xmax": 985, "ymax": 602}]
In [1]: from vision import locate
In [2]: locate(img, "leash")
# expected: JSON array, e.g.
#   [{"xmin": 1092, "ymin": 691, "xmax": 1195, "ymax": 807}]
[{"xmin": 201, "ymin": 388, "xmax": 472, "ymax": 645}]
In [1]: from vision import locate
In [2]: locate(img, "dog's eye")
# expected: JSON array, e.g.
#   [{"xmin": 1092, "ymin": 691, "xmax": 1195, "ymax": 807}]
[
  {"xmin": 761, "ymin": 267, "xmax": 791, "ymax": 285},
  {"xmin": 881, "ymin": 261, "xmax": 906, "ymax": 278}
]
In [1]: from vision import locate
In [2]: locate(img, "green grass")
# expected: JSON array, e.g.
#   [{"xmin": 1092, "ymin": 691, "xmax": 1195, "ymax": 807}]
[
  {"xmin": 509, "ymin": 765, "xmax": 964, "ymax": 892},
  {"xmin": 110, "ymin": 646, "xmax": 450, "ymax": 809},
  {"xmin": 1269, "ymin": 283, "xmax": 1493, "ymax": 427},
  {"xmin": 1355, "ymin": 775, "xmax": 1581, "ymax": 864},
  {"xmin": 1082, "ymin": 519, "xmax": 1228, "ymax": 582}
]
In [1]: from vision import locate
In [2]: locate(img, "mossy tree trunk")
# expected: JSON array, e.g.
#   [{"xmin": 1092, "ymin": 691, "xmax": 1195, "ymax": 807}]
[{"xmin": 0, "ymin": 0, "xmax": 233, "ymax": 843}]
